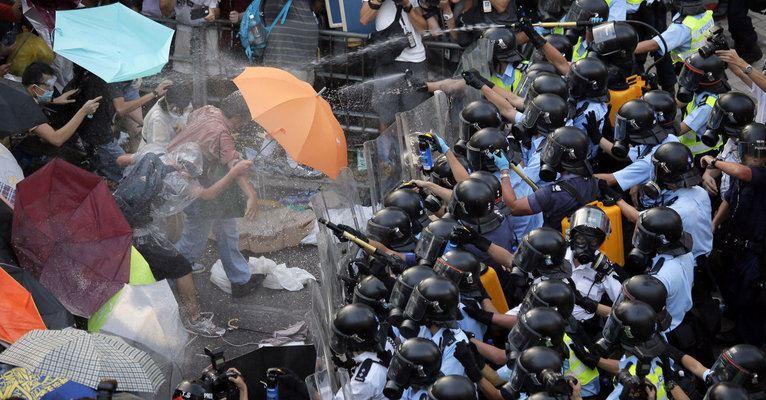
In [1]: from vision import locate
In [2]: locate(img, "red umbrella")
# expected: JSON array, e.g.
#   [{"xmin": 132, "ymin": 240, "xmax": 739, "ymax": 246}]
[{"xmin": 11, "ymin": 159, "xmax": 132, "ymax": 317}]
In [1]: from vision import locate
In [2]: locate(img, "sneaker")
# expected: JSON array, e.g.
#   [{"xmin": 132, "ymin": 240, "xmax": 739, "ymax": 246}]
[
  {"xmin": 231, "ymin": 274, "xmax": 265, "ymax": 298},
  {"xmin": 186, "ymin": 312, "xmax": 226, "ymax": 337},
  {"xmin": 191, "ymin": 263, "xmax": 206, "ymax": 274}
]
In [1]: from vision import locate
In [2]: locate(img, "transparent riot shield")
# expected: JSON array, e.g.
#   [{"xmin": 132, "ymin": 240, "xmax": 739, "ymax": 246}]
[
  {"xmin": 363, "ymin": 123, "xmax": 405, "ymax": 212},
  {"xmin": 443, "ymin": 39, "xmax": 494, "ymax": 138},
  {"xmin": 395, "ymin": 91, "xmax": 452, "ymax": 182},
  {"xmin": 306, "ymin": 282, "xmax": 337, "ymax": 398},
  {"xmin": 456, "ymin": 38, "xmax": 493, "ymax": 78}
]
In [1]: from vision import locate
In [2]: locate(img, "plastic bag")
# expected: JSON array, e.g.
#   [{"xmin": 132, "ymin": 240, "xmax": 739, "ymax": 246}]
[
  {"xmin": 8, "ymin": 32, "xmax": 55, "ymax": 77},
  {"xmin": 210, "ymin": 256, "xmax": 316, "ymax": 294}
]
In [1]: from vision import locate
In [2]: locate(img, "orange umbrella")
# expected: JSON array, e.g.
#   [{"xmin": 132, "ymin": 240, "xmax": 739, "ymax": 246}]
[
  {"xmin": 0, "ymin": 267, "xmax": 45, "ymax": 344},
  {"xmin": 233, "ymin": 67, "xmax": 347, "ymax": 179}
]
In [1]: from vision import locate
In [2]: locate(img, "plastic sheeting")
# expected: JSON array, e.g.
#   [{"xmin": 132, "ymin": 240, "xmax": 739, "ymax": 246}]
[{"xmin": 209, "ymin": 256, "xmax": 316, "ymax": 294}]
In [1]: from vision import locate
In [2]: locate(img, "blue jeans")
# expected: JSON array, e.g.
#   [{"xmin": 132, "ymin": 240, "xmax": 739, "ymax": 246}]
[
  {"xmin": 93, "ymin": 139, "xmax": 125, "ymax": 182},
  {"xmin": 176, "ymin": 212, "xmax": 252, "ymax": 285}
]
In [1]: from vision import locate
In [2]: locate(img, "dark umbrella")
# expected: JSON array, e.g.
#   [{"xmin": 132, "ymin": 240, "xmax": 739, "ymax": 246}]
[
  {"xmin": 0, "ymin": 262, "xmax": 74, "ymax": 329},
  {"xmin": 11, "ymin": 159, "xmax": 133, "ymax": 317},
  {"xmin": 0, "ymin": 81, "xmax": 48, "ymax": 138}
]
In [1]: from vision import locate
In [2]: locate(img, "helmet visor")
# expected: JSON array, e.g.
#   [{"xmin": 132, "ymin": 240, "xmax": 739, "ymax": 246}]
[
  {"xmin": 367, "ymin": 220, "xmax": 404, "ymax": 245},
  {"xmin": 512, "ymin": 238, "xmax": 547, "ymax": 274},
  {"xmin": 569, "ymin": 207, "xmax": 611, "ymax": 239},
  {"xmin": 353, "ymin": 285, "xmax": 389, "ymax": 311},
  {"xmin": 509, "ymin": 358, "xmax": 534, "ymax": 391},
  {"xmin": 390, "ymin": 279, "xmax": 414, "ymax": 309},
  {"xmin": 678, "ymin": 62, "xmax": 704, "ymax": 92},
  {"xmin": 434, "ymin": 257, "xmax": 474, "ymax": 291},
  {"xmin": 466, "ymin": 143, "xmax": 490, "ymax": 172},
  {"xmin": 631, "ymin": 222, "xmax": 658, "ymax": 254},
  {"xmin": 564, "ymin": 2, "xmax": 587, "ymax": 22},
  {"xmin": 508, "ymin": 320, "xmax": 540, "ymax": 354},
  {"xmin": 706, "ymin": 103, "xmax": 726, "ymax": 130},
  {"xmin": 459, "ymin": 114, "xmax": 483, "ymax": 141},
  {"xmin": 404, "ymin": 286, "xmax": 429, "ymax": 321},
  {"xmin": 710, "ymin": 351, "xmax": 754, "ymax": 386},
  {"xmin": 614, "ymin": 113, "xmax": 639, "ymax": 142},
  {"xmin": 591, "ymin": 22, "xmax": 619, "ymax": 56},
  {"xmin": 738, "ymin": 140, "xmax": 766, "ymax": 158},
  {"xmin": 540, "ymin": 137, "xmax": 570, "ymax": 167},
  {"xmin": 601, "ymin": 310, "xmax": 623, "ymax": 344},
  {"xmin": 387, "ymin": 351, "xmax": 415, "ymax": 383},
  {"xmin": 516, "ymin": 73, "xmax": 536, "ymax": 99},
  {"xmin": 415, "ymin": 229, "xmax": 450, "ymax": 262}
]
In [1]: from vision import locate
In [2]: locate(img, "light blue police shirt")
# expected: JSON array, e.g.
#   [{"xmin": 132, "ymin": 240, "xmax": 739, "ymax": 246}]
[
  {"xmin": 570, "ymin": 100, "xmax": 608, "ymax": 159},
  {"xmin": 649, "ymin": 252, "xmax": 695, "ymax": 331},
  {"xmin": 652, "ymin": 12, "xmax": 708, "ymax": 55},
  {"xmin": 612, "ymin": 134, "xmax": 680, "ymax": 191},
  {"xmin": 608, "ymin": 0, "xmax": 627, "ymax": 21},
  {"xmin": 683, "ymin": 91, "xmax": 717, "ymax": 133},
  {"xmin": 417, "ymin": 326, "xmax": 469, "ymax": 377}
]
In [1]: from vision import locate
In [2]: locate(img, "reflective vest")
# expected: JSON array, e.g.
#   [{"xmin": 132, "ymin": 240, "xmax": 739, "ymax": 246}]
[
  {"xmin": 627, "ymin": 361, "xmax": 668, "ymax": 400},
  {"xmin": 572, "ymin": 37, "xmax": 588, "ymax": 63},
  {"xmin": 627, "ymin": 0, "xmax": 644, "ymax": 5},
  {"xmin": 563, "ymin": 334, "xmax": 600, "ymax": 386},
  {"xmin": 491, "ymin": 62, "xmax": 527, "ymax": 92},
  {"xmin": 680, "ymin": 94, "xmax": 722, "ymax": 155},
  {"xmin": 669, "ymin": 10, "xmax": 714, "ymax": 64}
]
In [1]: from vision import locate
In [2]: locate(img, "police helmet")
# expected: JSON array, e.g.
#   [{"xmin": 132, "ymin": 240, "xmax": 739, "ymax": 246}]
[
  {"xmin": 367, "ymin": 207, "xmax": 417, "ymax": 252},
  {"xmin": 649, "ymin": 142, "xmax": 702, "ymax": 192},
  {"xmin": 642, "ymin": 90, "xmax": 678, "ymax": 127},
  {"xmin": 384, "ymin": 188, "xmax": 429, "ymax": 235},
  {"xmin": 428, "ymin": 375, "xmax": 478, "ymax": 400},
  {"xmin": 616, "ymin": 275, "xmax": 671, "ymax": 331},
  {"xmin": 448, "ymin": 178, "xmax": 503, "ymax": 234},
  {"xmin": 628, "ymin": 207, "xmax": 692, "ymax": 269},
  {"xmin": 701, "ymin": 92, "xmax": 756, "ymax": 146},
  {"xmin": 483, "ymin": 28, "xmax": 523, "ymax": 64},
  {"xmin": 459, "ymin": 101, "xmax": 503, "ymax": 142},
  {"xmin": 738, "ymin": 122, "xmax": 766, "ymax": 159},
  {"xmin": 469, "ymin": 170, "xmax": 510, "ymax": 216},
  {"xmin": 527, "ymin": 74, "xmax": 569, "ymax": 104},
  {"xmin": 390, "ymin": 265, "xmax": 438, "ymax": 310},
  {"xmin": 591, "ymin": 22, "xmax": 639, "ymax": 64},
  {"xmin": 330, "ymin": 303, "xmax": 381, "ymax": 354},
  {"xmin": 385, "ymin": 338, "xmax": 443, "ymax": 398},
  {"xmin": 566, "ymin": 58, "xmax": 610, "ymax": 102},
  {"xmin": 516, "ymin": 62, "xmax": 560, "ymax": 99},
  {"xmin": 415, "ymin": 216, "xmax": 462, "ymax": 266},
  {"xmin": 565, "ymin": 0, "xmax": 610, "ymax": 22},
  {"xmin": 522, "ymin": 94, "xmax": 569, "ymax": 137},
  {"xmin": 605, "ymin": 300, "xmax": 665, "ymax": 358},
  {"xmin": 513, "ymin": 227, "xmax": 572, "ymax": 279},
  {"xmin": 704, "ymin": 383, "xmax": 750, "ymax": 400},
  {"xmin": 519, "ymin": 279, "xmax": 576, "ymax": 319},
  {"xmin": 434, "ymin": 249, "xmax": 483, "ymax": 298},
  {"xmin": 431, "ymin": 155, "xmax": 471, "ymax": 189},
  {"xmin": 466, "ymin": 128, "xmax": 512, "ymax": 173},
  {"xmin": 614, "ymin": 100, "xmax": 668, "ymax": 146},
  {"xmin": 678, "ymin": 53, "xmax": 728, "ymax": 100},
  {"xmin": 545, "ymin": 34, "xmax": 573, "ymax": 61},
  {"xmin": 507, "ymin": 307, "xmax": 567, "ymax": 362},
  {"xmin": 566, "ymin": 205, "xmax": 611, "ymax": 264},
  {"xmin": 509, "ymin": 346, "xmax": 565, "ymax": 394},
  {"xmin": 173, "ymin": 380, "xmax": 212, "ymax": 400},
  {"xmin": 405, "ymin": 275, "xmax": 463, "ymax": 326},
  {"xmin": 709, "ymin": 345, "xmax": 766, "ymax": 391},
  {"xmin": 539, "ymin": 126, "xmax": 592, "ymax": 181},
  {"xmin": 353, "ymin": 275, "xmax": 390, "ymax": 316}
]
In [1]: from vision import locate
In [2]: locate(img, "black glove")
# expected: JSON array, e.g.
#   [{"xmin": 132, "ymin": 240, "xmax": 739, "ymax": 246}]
[
  {"xmin": 602, "ymin": 105, "xmax": 614, "ymax": 141},
  {"xmin": 568, "ymin": 342, "xmax": 601, "ymax": 369},
  {"xmin": 665, "ymin": 344, "xmax": 685, "ymax": 365},
  {"xmin": 462, "ymin": 299, "xmax": 494, "ymax": 326},
  {"xmin": 454, "ymin": 341, "xmax": 483, "ymax": 383},
  {"xmin": 519, "ymin": 18, "xmax": 546, "ymax": 49},
  {"xmin": 450, "ymin": 225, "xmax": 492, "ymax": 252},
  {"xmin": 598, "ymin": 179, "xmax": 623, "ymax": 202},
  {"xmin": 334, "ymin": 224, "xmax": 368, "ymax": 243},
  {"xmin": 575, "ymin": 291, "xmax": 599, "ymax": 314},
  {"xmin": 583, "ymin": 110, "xmax": 602, "ymax": 145},
  {"xmin": 462, "ymin": 69, "xmax": 492, "ymax": 90}
]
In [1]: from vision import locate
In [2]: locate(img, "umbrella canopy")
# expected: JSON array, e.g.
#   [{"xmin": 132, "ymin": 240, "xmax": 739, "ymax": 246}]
[
  {"xmin": 52, "ymin": 3, "xmax": 174, "ymax": 83},
  {"xmin": 234, "ymin": 67, "xmax": 347, "ymax": 179},
  {"xmin": 1, "ymin": 262, "xmax": 74, "ymax": 330},
  {"xmin": 0, "ymin": 81, "xmax": 48, "ymax": 139},
  {"xmin": 0, "ymin": 367, "xmax": 97, "ymax": 400},
  {"xmin": 0, "ymin": 266, "xmax": 46, "ymax": 344},
  {"xmin": 11, "ymin": 159, "xmax": 133, "ymax": 318},
  {"xmin": 0, "ymin": 329, "xmax": 165, "ymax": 393}
]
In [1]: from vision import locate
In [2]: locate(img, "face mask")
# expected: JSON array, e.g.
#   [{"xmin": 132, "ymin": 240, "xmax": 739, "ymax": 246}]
[{"xmin": 35, "ymin": 86, "xmax": 54, "ymax": 102}]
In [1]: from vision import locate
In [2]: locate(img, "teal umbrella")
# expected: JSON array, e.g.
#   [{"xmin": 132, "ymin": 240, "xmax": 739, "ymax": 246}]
[{"xmin": 53, "ymin": 3, "xmax": 174, "ymax": 83}]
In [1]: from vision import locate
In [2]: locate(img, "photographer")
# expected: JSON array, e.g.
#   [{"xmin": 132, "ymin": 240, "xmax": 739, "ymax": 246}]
[
  {"xmin": 226, "ymin": 368, "xmax": 247, "ymax": 400},
  {"xmin": 716, "ymin": 49, "xmax": 766, "ymax": 123}
]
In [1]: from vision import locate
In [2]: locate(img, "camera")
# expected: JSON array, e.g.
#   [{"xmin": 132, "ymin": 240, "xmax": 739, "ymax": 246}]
[
  {"xmin": 698, "ymin": 27, "xmax": 729, "ymax": 58},
  {"xmin": 615, "ymin": 369, "xmax": 652, "ymax": 400},
  {"xmin": 202, "ymin": 346, "xmax": 240, "ymax": 400},
  {"xmin": 540, "ymin": 369, "xmax": 577, "ymax": 396},
  {"xmin": 96, "ymin": 379, "xmax": 117, "ymax": 400}
]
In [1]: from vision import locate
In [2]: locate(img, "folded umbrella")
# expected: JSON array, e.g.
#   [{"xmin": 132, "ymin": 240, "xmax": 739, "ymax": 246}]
[
  {"xmin": 0, "ymin": 82, "xmax": 48, "ymax": 139},
  {"xmin": 0, "ymin": 329, "xmax": 165, "ymax": 393},
  {"xmin": 234, "ymin": 67, "xmax": 347, "ymax": 179},
  {"xmin": 53, "ymin": 3, "xmax": 174, "ymax": 83}
]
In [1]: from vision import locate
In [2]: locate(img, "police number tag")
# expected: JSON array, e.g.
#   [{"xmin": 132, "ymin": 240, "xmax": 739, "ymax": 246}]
[
  {"xmin": 483, "ymin": 0, "xmax": 492, "ymax": 12},
  {"xmin": 407, "ymin": 32, "xmax": 417, "ymax": 48}
]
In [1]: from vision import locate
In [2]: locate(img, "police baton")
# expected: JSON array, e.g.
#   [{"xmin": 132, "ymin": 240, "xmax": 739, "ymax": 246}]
[
  {"xmin": 509, "ymin": 162, "xmax": 540, "ymax": 191},
  {"xmin": 318, "ymin": 218, "xmax": 408, "ymax": 273}
]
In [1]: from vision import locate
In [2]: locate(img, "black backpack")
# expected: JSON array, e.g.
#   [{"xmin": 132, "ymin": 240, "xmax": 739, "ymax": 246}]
[{"xmin": 113, "ymin": 153, "xmax": 175, "ymax": 227}]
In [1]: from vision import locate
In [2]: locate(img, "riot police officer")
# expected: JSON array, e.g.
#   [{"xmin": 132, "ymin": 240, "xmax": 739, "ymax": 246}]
[
  {"xmin": 704, "ymin": 383, "xmax": 750, "ymax": 400},
  {"xmin": 384, "ymin": 188, "xmax": 431, "ymax": 236},
  {"xmin": 353, "ymin": 275, "xmax": 392, "ymax": 319},
  {"xmin": 428, "ymin": 375, "xmax": 478, "ymax": 400},
  {"xmin": 415, "ymin": 216, "xmax": 462, "ymax": 267},
  {"xmin": 563, "ymin": 0, "xmax": 612, "ymax": 63},
  {"xmin": 384, "ymin": 338, "xmax": 443, "ymax": 400},
  {"xmin": 642, "ymin": 90, "xmax": 681, "ymax": 136},
  {"xmin": 497, "ymin": 127, "xmax": 602, "ymax": 230},
  {"xmin": 705, "ymin": 344, "xmax": 766, "ymax": 396},
  {"xmin": 588, "ymin": 21, "xmax": 640, "ymax": 88},
  {"xmin": 173, "ymin": 380, "xmax": 213, "ymax": 400},
  {"xmin": 331, "ymin": 304, "xmax": 392, "ymax": 399},
  {"xmin": 510, "ymin": 227, "xmax": 573, "ymax": 285},
  {"xmin": 626, "ymin": 207, "xmax": 695, "ymax": 331},
  {"xmin": 388, "ymin": 265, "xmax": 437, "ymax": 327},
  {"xmin": 470, "ymin": 171, "xmax": 512, "ymax": 218},
  {"xmin": 596, "ymin": 99, "xmax": 680, "ymax": 194},
  {"xmin": 566, "ymin": 58, "xmax": 611, "ymax": 158},
  {"xmin": 499, "ymin": 346, "xmax": 577, "ymax": 400},
  {"xmin": 367, "ymin": 207, "xmax": 419, "ymax": 266},
  {"xmin": 613, "ymin": 274, "xmax": 673, "ymax": 332},
  {"xmin": 703, "ymin": 122, "xmax": 766, "ymax": 346},
  {"xmin": 454, "ymin": 101, "xmax": 504, "ymax": 160}
]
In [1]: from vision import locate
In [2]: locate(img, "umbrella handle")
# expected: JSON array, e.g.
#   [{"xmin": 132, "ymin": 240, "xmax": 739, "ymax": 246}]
[{"xmin": 316, "ymin": 87, "xmax": 327, "ymax": 97}]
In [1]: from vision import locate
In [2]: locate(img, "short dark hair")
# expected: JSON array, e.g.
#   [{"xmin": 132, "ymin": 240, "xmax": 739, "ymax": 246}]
[
  {"xmin": 21, "ymin": 62, "xmax": 55, "ymax": 87},
  {"xmin": 161, "ymin": 81, "xmax": 192, "ymax": 112},
  {"xmin": 220, "ymin": 90, "xmax": 251, "ymax": 120}
]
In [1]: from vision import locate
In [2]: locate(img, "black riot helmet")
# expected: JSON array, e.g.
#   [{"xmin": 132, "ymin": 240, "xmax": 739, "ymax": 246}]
[
  {"xmin": 522, "ymin": 94, "xmax": 569, "ymax": 141},
  {"xmin": 531, "ymin": 35, "xmax": 573, "ymax": 63},
  {"xmin": 671, "ymin": 0, "xmax": 706, "ymax": 16},
  {"xmin": 538, "ymin": 0, "xmax": 565, "ymax": 21},
  {"xmin": 708, "ymin": 345, "xmax": 766, "ymax": 391},
  {"xmin": 704, "ymin": 383, "xmax": 750, "ymax": 400},
  {"xmin": 612, "ymin": 274, "xmax": 671, "ymax": 331},
  {"xmin": 519, "ymin": 279, "xmax": 576, "ymax": 320},
  {"xmin": 739, "ymin": 122, "xmax": 766, "ymax": 160},
  {"xmin": 512, "ymin": 228, "xmax": 572, "ymax": 281},
  {"xmin": 431, "ymin": 155, "xmax": 471, "ymax": 189},
  {"xmin": 614, "ymin": 99, "xmax": 668, "ymax": 146},
  {"xmin": 404, "ymin": 275, "xmax": 463, "ymax": 326},
  {"xmin": 416, "ymin": 216, "xmax": 461, "ymax": 266},
  {"xmin": 330, "ymin": 303, "xmax": 381, "ymax": 354},
  {"xmin": 591, "ymin": 22, "xmax": 639, "ymax": 67},
  {"xmin": 643, "ymin": 142, "xmax": 701, "ymax": 200},
  {"xmin": 642, "ymin": 90, "xmax": 678, "ymax": 128},
  {"xmin": 701, "ymin": 92, "xmax": 756, "ymax": 147},
  {"xmin": 173, "ymin": 380, "xmax": 212, "ymax": 400},
  {"xmin": 367, "ymin": 207, "xmax": 418, "ymax": 252},
  {"xmin": 466, "ymin": 128, "xmax": 512, "ymax": 173},
  {"xmin": 434, "ymin": 249, "xmax": 483, "ymax": 299},
  {"xmin": 385, "ymin": 338, "xmax": 443, "ymax": 399},
  {"xmin": 566, "ymin": 58, "xmax": 610, "ymax": 103},
  {"xmin": 565, "ymin": 0, "xmax": 609, "ymax": 22},
  {"xmin": 516, "ymin": 62, "xmax": 560, "ymax": 100},
  {"xmin": 527, "ymin": 74, "xmax": 569, "ymax": 105},
  {"xmin": 448, "ymin": 178, "xmax": 502, "ymax": 234},
  {"xmin": 566, "ymin": 205, "xmax": 611, "ymax": 265},
  {"xmin": 483, "ymin": 27, "xmax": 523, "ymax": 64},
  {"xmin": 602, "ymin": 300, "xmax": 665, "ymax": 359},
  {"xmin": 677, "ymin": 53, "xmax": 728, "ymax": 103},
  {"xmin": 628, "ymin": 206, "xmax": 692, "ymax": 269},
  {"xmin": 390, "ymin": 265, "xmax": 438, "ymax": 311},
  {"xmin": 384, "ymin": 188, "xmax": 429, "ymax": 235},
  {"xmin": 539, "ymin": 126, "xmax": 592, "ymax": 182},
  {"xmin": 353, "ymin": 275, "xmax": 391, "ymax": 317},
  {"xmin": 459, "ymin": 101, "xmax": 503, "ymax": 142},
  {"xmin": 428, "ymin": 375, "xmax": 477, "ymax": 400},
  {"xmin": 469, "ymin": 170, "xmax": 508, "ymax": 215},
  {"xmin": 508, "ymin": 346, "xmax": 566, "ymax": 394},
  {"xmin": 506, "ymin": 307, "xmax": 568, "ymax": 363}
]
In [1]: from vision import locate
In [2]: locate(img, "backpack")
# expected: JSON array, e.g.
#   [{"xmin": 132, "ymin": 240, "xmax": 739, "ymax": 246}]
[
  {"xmin": 113, "ymin": 153, "xmax": 175, "ymax": 227},
  {"xmin": 239, "ymin": 0, "xmax": 294, "ymax": 61}
]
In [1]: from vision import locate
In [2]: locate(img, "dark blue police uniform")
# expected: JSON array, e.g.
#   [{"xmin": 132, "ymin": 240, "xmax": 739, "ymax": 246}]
[
  {"xmin": 463, "ymin": 216, "xmax": 517, "ymax": 295},
  {"xmin": 526, "ymin": 174, "xmax": 601, "ymax": 231}
]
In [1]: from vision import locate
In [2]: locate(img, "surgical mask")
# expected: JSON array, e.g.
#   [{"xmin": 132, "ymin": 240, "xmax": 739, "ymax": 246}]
[{"xmin": 35, "ymin": 85, "xmax": 54, "ymax": 102}]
